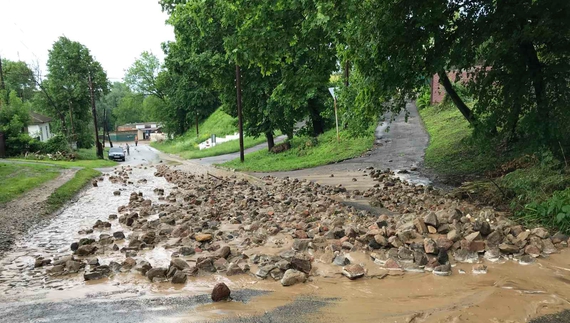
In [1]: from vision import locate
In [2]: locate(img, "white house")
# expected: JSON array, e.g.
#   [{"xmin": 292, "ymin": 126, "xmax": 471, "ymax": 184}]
[{"xmin": 27, "ymin": 112, "xmax": 53, "ymax": 142}]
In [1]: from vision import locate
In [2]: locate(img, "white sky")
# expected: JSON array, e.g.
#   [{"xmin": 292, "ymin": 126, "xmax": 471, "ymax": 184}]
[{"xmin": 0, "ymin": 0, "xmax": 174, "ymax": 81}]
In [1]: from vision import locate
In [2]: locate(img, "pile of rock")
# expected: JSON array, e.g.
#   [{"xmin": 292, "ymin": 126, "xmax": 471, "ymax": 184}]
[{"xmin": 37, "ymin": 165, "xmax": 568, "ymax": 287}]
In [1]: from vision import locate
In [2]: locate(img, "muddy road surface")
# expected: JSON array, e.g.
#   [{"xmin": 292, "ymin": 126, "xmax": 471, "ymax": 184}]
[{"xmin": 1, "ymin": 161, "xmax": 570, "ymax": 322}]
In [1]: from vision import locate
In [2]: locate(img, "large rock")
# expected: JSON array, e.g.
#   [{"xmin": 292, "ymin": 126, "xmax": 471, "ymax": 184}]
[
  {"xmin": 333, "ymin": 255, "xmax": 350, "ymax": 266},
  {"xmin": 76, "ymin": 244, "xmax": 97, "ymax": 256},
  {"xmin": 414, "ymin": 218, "xmax": 428, "ymax": 234},
  {"xmin": 171, "ymin": 271, "xmax": 188, "ymax": 284},
  {"xmin": 291, "ymin": 257, "xmax": 312, "ymax": 274},
  {"xmin": 424, "ymin": 238, "xmax": 437, "ymax": 254},
  {"xmin": 217, "ymin": 246, "xmax": 231, "ymax": 259},
  {"xmin": 146, "ymin": 267, "xmax": 167, "ymax": 281},
  {"xmin": 281, "ymin": 269, "xmax": 307, "ymax": 286},
  {"xmin": 170, "ymin": 258, "xmax": 190, "ymax": 271},
  {"xmin": 84, "ymin": 266, "xmax": 111, "ymax": 281},
  {"xmin": 211, "ymin": 283, "xmax": 231, "ymax": 302},
  {"xmin": 342, "ymin": 264, "xmax": 365, "ymax": 280},
  {"xmin": 424, "ymin": 212, "xmax": 439, "ymax": 228},
  {"xmin": 195, "ymin": 233, "xmax": 213, "ymax": 242}
]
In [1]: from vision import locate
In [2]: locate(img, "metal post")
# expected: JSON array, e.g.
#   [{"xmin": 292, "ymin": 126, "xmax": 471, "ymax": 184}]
[
  {"xmin": 236, "ymin": 64, "xmax": 245, "ymax": 162},
  {"xmin": 334, "ymin": 97, "xmax": 339, "ymax": 142},
  {"xmin": 88, "ymin": 75, "xmax": 103, "ymax": 159}
]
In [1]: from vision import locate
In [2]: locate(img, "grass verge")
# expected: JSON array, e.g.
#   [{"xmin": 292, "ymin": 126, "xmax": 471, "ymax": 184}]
[
  {"xmin": 9, "ymin": 158, "xmax": 116, "ymax": 168},
  {"xmin": 0, "ymin": 162, "xmax": 61, "ymax": 204},
  {"xmin": 221, "ymin": 128, "xmax": 375, "ymax": 172},
  {"xmin": 46, "ymin": 168, "xmax": 101, "ymax": 213}
]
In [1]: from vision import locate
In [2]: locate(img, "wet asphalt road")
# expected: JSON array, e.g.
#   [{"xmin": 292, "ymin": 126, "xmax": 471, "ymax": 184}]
[
  {"xmin": 0, "ymin": 289, "xmax": 269, "ymax": 323},
  {"xmin": 251, "ymin": 102, "xmax": 432, "ymax": 186}
]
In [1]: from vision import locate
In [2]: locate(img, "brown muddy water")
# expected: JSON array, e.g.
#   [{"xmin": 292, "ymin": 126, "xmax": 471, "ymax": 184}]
[{"xmin": 1, "ymin": 165, "xmax": 570, "ymax": 322}]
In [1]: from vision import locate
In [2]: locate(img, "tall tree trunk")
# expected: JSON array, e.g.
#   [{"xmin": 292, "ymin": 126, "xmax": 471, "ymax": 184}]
[
  {"xmin": 308, "ymin": 98, "xmax": 324, "ymax": 136},
  {"xmin": 520, "ymin": 42, "xmax": 549, "ymax": 142},
  {"xmin": 265, "ymin": 132, "xmax": 275, "ymax": 151},
  {"xmin": 438, "ymin": 72, "xmax": 476, "ymax": 125}
]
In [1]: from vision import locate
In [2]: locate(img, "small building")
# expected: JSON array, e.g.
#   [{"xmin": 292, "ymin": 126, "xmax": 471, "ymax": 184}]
[
  {"xmin": 27, "ymin": 112, "xmax": 53, "ymax": 142},
  {"xmin": 117, "ymin": 122, "xmax": 162, "ymax": 141}
]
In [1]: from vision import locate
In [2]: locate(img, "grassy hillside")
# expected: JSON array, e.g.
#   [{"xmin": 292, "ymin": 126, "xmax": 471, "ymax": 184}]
[
  {"xmin": 222, "ymin": 127, "xmax": 375, "ymax": 172},
  {"xmin": 151, "ymin": 108, "xmax": 268, "ymax": 159},
  {"xmin": 420, "ymin": 103, "xmax": 570, "ymax": 233}
]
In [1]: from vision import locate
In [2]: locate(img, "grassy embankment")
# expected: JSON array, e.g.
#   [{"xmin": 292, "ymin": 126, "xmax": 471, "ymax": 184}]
[
  {"xmin": 420, "ymin": 104, "xmax": 570, "ymax": 233},
  {"xmin": 151, "ymin": 108, "xmax": 269, "ymax": 159},
  {"xmin": 222, "ymin": 127, "xmax": 375, "ymax": 172},
  {"xmin": 46, "ymin": 168, "xmax": 101, "ymax": 212},
  {"xmin": 0, "ymin": 162, "xmax": 61, "ymax": 204},
  {"xmin": 3, "ymin": 146, "xmax": 106, "ymax": 209}
]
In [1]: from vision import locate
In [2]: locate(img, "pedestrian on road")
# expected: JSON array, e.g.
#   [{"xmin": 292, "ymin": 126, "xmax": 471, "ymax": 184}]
[
  {"xmin": 135, "ymin": 136, "xmax": 138, "ymax": 147},
  {"xmin": 126, "ymin": 143, "xmax": 130, "ymax": 156}
]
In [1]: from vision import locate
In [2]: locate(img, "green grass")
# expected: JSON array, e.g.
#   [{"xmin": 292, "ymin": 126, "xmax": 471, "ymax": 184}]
[
  {"xmin": 75, "ymin": 147, "xmax": 110, "ymax": 160},
  {"xmin": 420, "ymin": 102, "xmax": 570, "ymax": 232},
  {"xmin": 46, "ymin": 168, "xmax": 101, "ymax": 213},
  {"xmin": 221, "ymin": 128, "xmax": 375, "ymax": 172},
  {"xmin": 0, "ymin": 162, "xmax": 61, "ymax": 204},
  {"xmin": 420, "ymin": 104, "xmax": 520, "ymax": 176},
  {"xmin": 152, "ymin": 108, "xmax": 274, "ymax": 159},
  {"xmin": 9, "ymin": 158, "xmax": 116, "ymax": 169},
  {"xmin": 173, "ymin": 136, "xmax": 269, "ymax": 159}
]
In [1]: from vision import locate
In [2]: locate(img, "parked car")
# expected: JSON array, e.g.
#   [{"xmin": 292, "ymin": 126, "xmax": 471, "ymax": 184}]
[{"xmin": 108, "ymin": 147, "xmax": 125, "ymax": 162}]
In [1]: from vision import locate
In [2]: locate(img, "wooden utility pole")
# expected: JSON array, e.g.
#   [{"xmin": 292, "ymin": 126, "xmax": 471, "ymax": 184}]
[
  {"xmin": 0, "ymin": 55, "xmax": 6, "ymax": 157},
  {"xmin": 235, "ymin": 64, "xmax": 244, "ymax": 163},
  {"xmin": 88, "ymin": 74, "xmax": 103, "ymax": 159},
  {"xmin": 195, "ymin": 112, "xmax": 199, "ymax": 137},
  {"xmin": 103, "ymin": 107, "xmax": 113, "ymax": 148},
  {"xmin": 0, "ymin": 55, "xmax": 5, "ymax": 95}
]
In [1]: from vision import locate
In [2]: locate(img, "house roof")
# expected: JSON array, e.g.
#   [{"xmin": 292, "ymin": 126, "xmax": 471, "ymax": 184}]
[{"xmin": 29, "ymin": 112, "xmax": 52, "ymax": 125}]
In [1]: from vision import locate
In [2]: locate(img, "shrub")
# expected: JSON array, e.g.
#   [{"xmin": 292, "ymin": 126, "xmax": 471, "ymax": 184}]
[{"xmin": 44, "ymin": 135, "xmax": 71, "ymax": 154}]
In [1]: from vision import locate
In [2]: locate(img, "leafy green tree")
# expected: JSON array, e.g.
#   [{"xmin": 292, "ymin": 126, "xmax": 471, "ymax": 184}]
[
  {"xmin": 1, "ymin": 59, "xmax": 36, "ymax": 102},
  {"xmin": 113, "ymin": 92, "xmax": 144, "ymax": 126},
  {"xmin": 0, "ymin": 91, "xmax": 35, "ymax": 156},
  {"xmin": 40, "ymin": 36, "xmax": 109, "ymax": 148},
  {"xmin": 124, "ymin": 51, "xmax": 165, "ymax": 100},
  {"xmin": 97, "ymin": 82, "xmax": 129, "ymax": 132}
]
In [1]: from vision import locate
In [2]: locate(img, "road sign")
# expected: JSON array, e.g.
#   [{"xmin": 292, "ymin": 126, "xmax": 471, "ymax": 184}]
[{"xmin": 328, "ymin": 87, "xmax": 336, "ymax": 98}]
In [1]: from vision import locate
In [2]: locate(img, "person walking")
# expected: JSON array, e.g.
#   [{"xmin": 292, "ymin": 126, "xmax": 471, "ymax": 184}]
[
  {"xmin": 135, "ymin": 136, "xmax": 138, "ymax": 147},
  {"xmin": 126, "ymin": 143, "xmax": 130, "ymax": 156}
]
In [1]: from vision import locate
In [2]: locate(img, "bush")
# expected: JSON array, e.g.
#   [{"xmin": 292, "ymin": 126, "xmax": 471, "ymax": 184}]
[
  {"xmin": 416, "ymin": 86, "xmax": 431, "ymax": 110},
  {"xmin": 518, "ymin": 187, "xmax": 570, "ymax": 233},
  {"xmin": 44, "ymin": 135, "xmax": 71, "ymax": 154},
  {"xmin": 5, "ymin": 134, "xmax": 42, "ymax": 156}
]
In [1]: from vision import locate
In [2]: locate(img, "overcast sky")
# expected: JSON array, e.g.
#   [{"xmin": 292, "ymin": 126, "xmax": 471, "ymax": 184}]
[{"xmin": 0, "ymin": 0, "xmax": 174, "ymax": 81}]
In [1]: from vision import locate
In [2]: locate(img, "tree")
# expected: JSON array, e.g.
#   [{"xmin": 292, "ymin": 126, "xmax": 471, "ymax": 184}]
[
  {"xmin": 124, "ymin": 52, "xmax": 165, "ymax": 100},
  {"xmin": 0, "ymin": 91, "xmax": 34, "ymax": 156},
  {"xmin": 1, "ymin": 59, "xmax": 36, "ymax": 102},
  {"xmin": 40, "ymin": 36, "xmax": 109, "ymax": 148},
  {"xmin": 113, "ymin": 92, "xmax": 144, "ymax": 126}
]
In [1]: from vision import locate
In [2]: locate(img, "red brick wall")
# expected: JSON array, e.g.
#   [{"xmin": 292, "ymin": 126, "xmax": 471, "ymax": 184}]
[{"xmin": 430, "ymin": 70, "xmax": 471, "ymax": 105}]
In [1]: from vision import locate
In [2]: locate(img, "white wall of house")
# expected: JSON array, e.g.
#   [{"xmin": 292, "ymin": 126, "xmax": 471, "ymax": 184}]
[
  {"xmin": 135, "ymin": 124, "xmax": 157, "ymax": 129},
  {"xmin": 28, "ymin": 123, "xmax": 52, "ymax": 142}
]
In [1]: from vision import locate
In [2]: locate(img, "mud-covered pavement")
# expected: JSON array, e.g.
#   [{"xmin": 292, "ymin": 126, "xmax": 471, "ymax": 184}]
[{"xmin": 2, "ymin": 158, "xmax": 570, "ymax": 322}]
